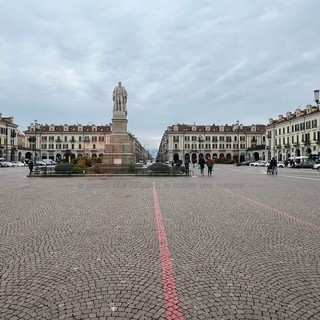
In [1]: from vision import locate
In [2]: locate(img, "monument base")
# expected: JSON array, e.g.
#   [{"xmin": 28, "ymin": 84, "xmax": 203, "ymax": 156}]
[{"xmin": 103, "ymin": 134, "xmax": 135, "ymax": 165}]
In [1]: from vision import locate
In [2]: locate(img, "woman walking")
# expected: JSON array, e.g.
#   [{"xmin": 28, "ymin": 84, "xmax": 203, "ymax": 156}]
[{"xmin": 206, "ymin": 156, "xmax": 214, "ymax": 176}]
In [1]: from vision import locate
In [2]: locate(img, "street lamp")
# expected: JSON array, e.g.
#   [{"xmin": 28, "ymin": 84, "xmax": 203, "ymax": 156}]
[
  {"xmin": 182, "ymin": 128, "xmax": 188, "ymax": 163},
  {"xmin": 5, "ymin": 122, "xmax": 8, "ymax": 161},
  {"xmin": 314, "ymin": 90, "xmax": 319, "ymax": 106},
  {"xmin": 235, "ymin": 120, "xmax": 242, "ymax": 164},
  {"xmin": 33, "ymin": 120, "xmax": 41, "ymax": 161},
  {"xmin": 198, "ymin": 135, "xmax": 204, "ymax": 161}
]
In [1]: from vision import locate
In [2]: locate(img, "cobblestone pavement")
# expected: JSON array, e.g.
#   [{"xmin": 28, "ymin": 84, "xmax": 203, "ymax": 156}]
[{"xmin": 1, "ymin": 166, "xmax": 320, "ymax": 319}]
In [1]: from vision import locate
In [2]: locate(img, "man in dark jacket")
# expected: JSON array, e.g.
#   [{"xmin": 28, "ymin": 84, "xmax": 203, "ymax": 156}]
[
  {"xmin": 199, "ymin": 157, "xmax": 205, "ymax": 176},
  {"xmin": 270, "ymin": 157, "xmax": 278, "ymax": 175},
  {"xmin": 28, "ymin": 160, "xmax": 34, "ymax": 176}
]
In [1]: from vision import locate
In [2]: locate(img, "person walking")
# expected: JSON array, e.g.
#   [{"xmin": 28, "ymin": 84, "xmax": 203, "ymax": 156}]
[
  {"xmin": 270, "ymin": 157, "xmax": 278, "ymax": 175},
  {"xmin": 199, "ymin": 157, "xmax": 205, "ymax": 176},
  {"xmin": 206, "ymin": 156, "xmax": 214, "ymax": 176},
  {"xmin": 184, "ymin": 159, "xmax": 190, "ymax": 176},
  {"xmin": 28, "ymin": 160, "xmax": 34, "ymax": 176}
]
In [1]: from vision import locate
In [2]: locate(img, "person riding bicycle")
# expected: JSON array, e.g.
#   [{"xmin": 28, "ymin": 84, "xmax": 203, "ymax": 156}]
[{"xmin": 270, "ymin": 157, "xmax": 278, "ymax": 175}]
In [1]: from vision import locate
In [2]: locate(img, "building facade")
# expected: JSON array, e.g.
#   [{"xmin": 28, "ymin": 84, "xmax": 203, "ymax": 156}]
[
  {"xmin": 266, "ymin": 105, "xmax": 320, "ymax": 161},
  {"xmin": 157, "ymin": 123, "xmax": 266, "ymax": 163},
  {"xmin": 0, "ymin": 113, "xmax": 18, "ymax": 161},
  {"xmin": 23, "ymin": 123, "xmax": 148, "ymax": 163}
]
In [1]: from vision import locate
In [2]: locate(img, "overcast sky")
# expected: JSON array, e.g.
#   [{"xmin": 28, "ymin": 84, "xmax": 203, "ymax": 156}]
[{"xmin": 1, "ymin": 1, "xmax": 320, "ymax": 152}]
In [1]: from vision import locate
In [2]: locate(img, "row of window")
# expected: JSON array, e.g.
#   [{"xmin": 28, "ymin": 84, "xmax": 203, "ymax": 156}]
[
  {"xmin": 172, "ymin": 135, "xmax": 258, "ymax": 142},
  {"xmin": 40, "ymin": 144, "xmax": 102, "ymax": 150},
  {"xmin": 173, "ymin": 143, "xmax": 247, "ymax": 150},
  {"xmin": 172, "ymin": 125, "xmax": 257, "ymax": 132},
  {"xmin": 275, "ymin": 120, "xmax": 318, "ymax": 135},
  {"xmin": 40, "ymin": 136, "xmax": 105, "ymax": 142},
  {"xmin": 47, "ymin": 127, "xmax": 104, "ymax": 132},
  {"xmin": 0, "ymin": 128, "xmax": 16, "ymax": 135},
  {"xmin": 276, "ymin": 132, "xmax": 320, "ymax": 145}
]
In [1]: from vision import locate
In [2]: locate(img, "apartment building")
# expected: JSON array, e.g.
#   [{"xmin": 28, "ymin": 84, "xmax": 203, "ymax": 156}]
[
  {"xmin": 157, "ymin": 123, "xmax": 266, "ymax": 163},
  {"xmin": 266, "ymin": 105, "xmax": 320, "ymax": 161},
  {"xmin": 23, "ymin": 123, "xmax": 147, "ymax": 163}
]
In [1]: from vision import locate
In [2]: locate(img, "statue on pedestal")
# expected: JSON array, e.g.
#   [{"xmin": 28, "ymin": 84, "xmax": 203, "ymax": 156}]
[{"xmin": 113, "ymin": 81, "xmax": 127, "ymax": 112}]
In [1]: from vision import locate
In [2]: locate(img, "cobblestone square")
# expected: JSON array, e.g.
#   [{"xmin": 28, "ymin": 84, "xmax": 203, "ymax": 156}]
[{"xmin": 1, "ymin": 166, "xmax": 320, "ymax": 319}]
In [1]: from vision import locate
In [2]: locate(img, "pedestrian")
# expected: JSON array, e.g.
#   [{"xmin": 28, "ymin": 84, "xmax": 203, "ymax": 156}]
[
  {"xmin": 206, "ymin": 156, "xmax": 214, "ymax": 176},
  {"xmin": 28, "ymin": 160, "xmax": 34, "ymax": 176},
  {"xmin": 184, "ymin": 160, "xmax": 190, "ymax": 176},
  {"xmin": 270, "ymin": 157, "xmax": 278, "ymax": 175},
  {"xmin": 292, "ymin": 160, "xmax": 295, "ymax": 168},
  {"xmin": 199, "ymin": 157, "xmax": 205, "ymax": 176},
  {"xmin": 284, "ymin": 159, "xmax": 288, "ymax": 167}
]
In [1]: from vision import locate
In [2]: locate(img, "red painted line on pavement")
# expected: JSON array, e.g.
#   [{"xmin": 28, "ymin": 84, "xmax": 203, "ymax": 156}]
[
  {"xmin": 152, "ymin": 182, "xmax": 184, "ymax": 320},
  {"xmin": 218, "ymin": 187, "xmax": 320, "ymax": 231}
]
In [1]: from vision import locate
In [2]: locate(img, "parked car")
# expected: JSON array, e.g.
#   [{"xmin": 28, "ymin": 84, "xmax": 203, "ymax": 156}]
[
  {"xmin": 277, "ymin": 161, "xmax": 285, "ymax": 168},
  {"xmin": 240, "ymin": 161, "xmax": 253, "ymax": 166},
  {"xmin": 11, "ymin": 161, "xmax": 25, "ymax": 167},
  {"xmin": 294, "ymin": 161, "xmax": 315, "ymax": 169},
  {"xmin": 42, "ymin": 159, "xmax": 57, "ymax": 165},
  {"xmin": 35, "ymin": 161, "xmax": 47, "ymax": 166},
  {"xmin": 0, "ymin": 161, "xmax": 14, "ymax": 167},
  {"xmin": 313, "ymin": 163, "xmax": 320, "ymax": 171},
  {"xmin": 250, "ymin": 160, "xmax": 267, "ymax": 167}
]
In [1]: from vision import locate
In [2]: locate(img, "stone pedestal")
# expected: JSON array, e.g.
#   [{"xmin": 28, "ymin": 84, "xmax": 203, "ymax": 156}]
[{"xmin": 102, "ymin": 111, "xmax": 135, "ymax": 165}]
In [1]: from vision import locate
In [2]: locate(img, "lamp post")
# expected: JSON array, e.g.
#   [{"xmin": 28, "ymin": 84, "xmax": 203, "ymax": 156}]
[
  {"xmin": 314, "ymin": 90, "xmax": 320, "ymax": 156},
  {"xmin": 198, "ymin": 135, "xmax": 204, "ymax": 161},
  {"xmin": 33, "ymin": 120, "xmax": 41, "ymax": 161},
  {"xmin": 235, "ymin": 120, "xmax": 242, "ymax": 164},
  {"xmin": 182, "ymin": 128, "xmax": 188, "ymax": 163},
  {"xmin": 5, "ymin": 122, "xmax": 8, "ymax": 161}
]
